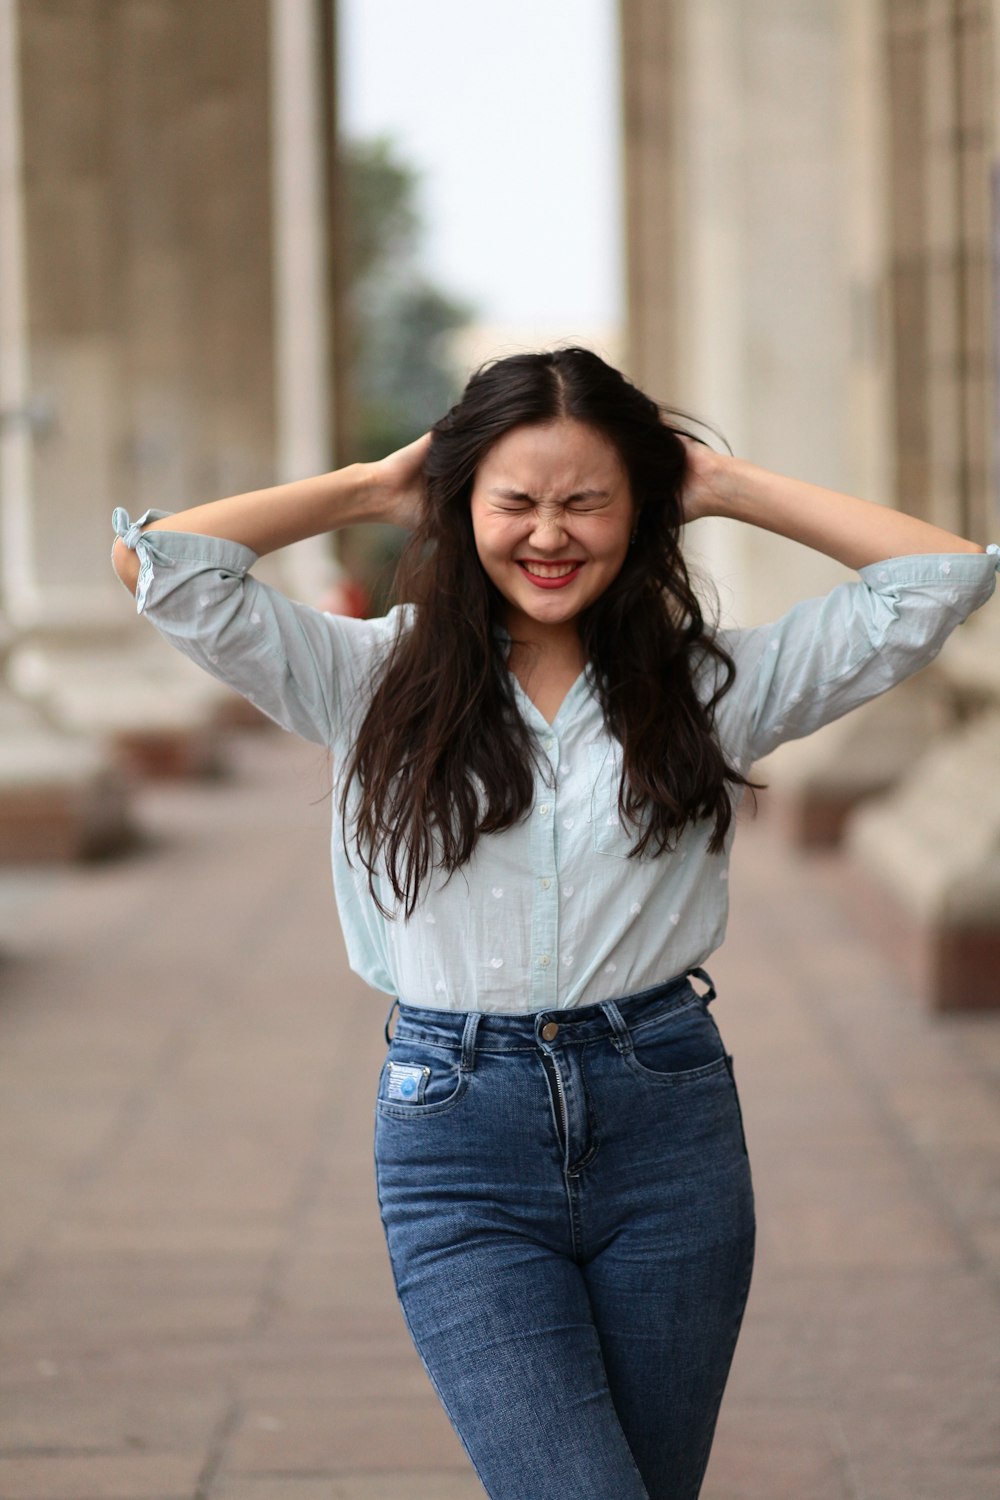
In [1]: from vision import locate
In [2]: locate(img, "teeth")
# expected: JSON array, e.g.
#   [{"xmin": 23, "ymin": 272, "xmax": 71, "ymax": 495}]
[{"xmin": 521, "ymin": 562, "xmax": 579, "ymax": 578}]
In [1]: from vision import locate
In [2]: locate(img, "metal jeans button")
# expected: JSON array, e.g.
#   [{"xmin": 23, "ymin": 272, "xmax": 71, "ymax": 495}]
[{"xmin": 541, "ymin": 1021, "xmax": 559, "ymax": 1042}]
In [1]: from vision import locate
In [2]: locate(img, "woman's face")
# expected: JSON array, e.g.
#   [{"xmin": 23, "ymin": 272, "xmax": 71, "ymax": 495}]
[{"xmin": 470, "ymin": 418, "xmax": 635, "ymax": 641}]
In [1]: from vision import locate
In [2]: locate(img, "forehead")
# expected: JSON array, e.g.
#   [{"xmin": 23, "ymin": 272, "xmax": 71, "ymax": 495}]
[{"xmin": 475, "ymin": 419, "xmax": 627, "ymax": 496}]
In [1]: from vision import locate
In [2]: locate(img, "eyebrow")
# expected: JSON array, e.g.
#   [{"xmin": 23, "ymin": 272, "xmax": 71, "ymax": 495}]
[{"xmin": 488, "ymin": 487, "xmax": 611, "ymax": 502}]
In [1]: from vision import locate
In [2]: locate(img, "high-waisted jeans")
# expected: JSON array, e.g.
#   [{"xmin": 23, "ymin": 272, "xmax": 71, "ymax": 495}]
[{"xmin": 373, "ymin": 971, "xmax": 755, "ymax": 1500}]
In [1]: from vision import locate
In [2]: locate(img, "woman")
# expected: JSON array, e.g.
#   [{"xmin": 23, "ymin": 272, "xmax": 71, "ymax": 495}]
[{"xmin": 112, "ymin": 348, "xmax": 997, "ymax": 1500}]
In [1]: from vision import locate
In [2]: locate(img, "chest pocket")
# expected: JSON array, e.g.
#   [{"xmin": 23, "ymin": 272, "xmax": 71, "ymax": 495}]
[{"xmin": 589, "ymin": 743, "xmax": 638, "ymax": 859}]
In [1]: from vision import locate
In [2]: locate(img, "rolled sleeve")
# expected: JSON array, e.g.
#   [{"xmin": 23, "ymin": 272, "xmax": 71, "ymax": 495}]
[
  {"xmin": 110, "ymin": 507, "xmax": 407, "ymax": 749},
  {"xmin": 718, "ymin": 549, "xmax": 998, "ymax": 764}
]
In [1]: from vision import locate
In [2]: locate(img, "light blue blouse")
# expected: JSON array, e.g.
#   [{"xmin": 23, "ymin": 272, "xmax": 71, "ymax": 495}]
[{"xmin": 112, "ymin": 509, "xmax": 999, "ymax": 1013}]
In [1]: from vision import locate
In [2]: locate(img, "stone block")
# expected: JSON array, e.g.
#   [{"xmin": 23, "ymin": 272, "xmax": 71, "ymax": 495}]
[
  {"xmin": 112, "ymin": 725, "xmax": 224, "ymax": 779},
  {"xmin": 9, "ymin": 639, "xmax": 232, "ymax": 779},
  {"xmin": 754, "ymin": 674, "xmax": 947, "ymax": 847},
  {"xmin": 847, "ymin": 711, "xmax": 1000, "ymax": 1007},
  {"xmin": 0, "ymin": 731, "xmax": 133, "ymax": 861}
]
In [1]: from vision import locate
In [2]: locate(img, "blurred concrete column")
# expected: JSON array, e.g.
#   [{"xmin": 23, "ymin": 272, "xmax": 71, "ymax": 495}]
[
  {"xmin": 739, "ymin": 0, "xmax": 943, "ymax": 846},
  {"xmin": 0, "ymin": 0, "xmax": 132, "ymax": 860},
  {"xmin": 268, "ymin": 0, "xmax": 341, "ymax": 604},
  {"xmin": 620, "ymin": 0, "xmax": 857, "ymax": 614},
  {"xmin": 847, "ymin": 0, "xmax": 1000, "ymax": 1008},
  {"xmin": 4, "ymin": 0, "xmax": 316, "ymax": 773},
  {"xmin": 619, "ymin": 0, "xmax": 686, "ymax": 409}
]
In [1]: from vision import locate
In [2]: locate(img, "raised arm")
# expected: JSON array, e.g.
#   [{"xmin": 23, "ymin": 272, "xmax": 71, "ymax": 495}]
[
  {"xmin": 679, "ymin": 441, "xmax": 985, "ymax": 567},
  {"xmin": 681, "ymin": 442, "xmax": 997, "ymax": 764},
  {"xmin": 111, "ymin": 433, "xmax": 430, "ymax": 595}
]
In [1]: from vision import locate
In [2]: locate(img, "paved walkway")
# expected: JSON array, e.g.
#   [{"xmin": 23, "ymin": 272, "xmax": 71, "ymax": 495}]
[{"xmin": 1, "ymin": 727, "xmax": 998, "ymax": 1500}]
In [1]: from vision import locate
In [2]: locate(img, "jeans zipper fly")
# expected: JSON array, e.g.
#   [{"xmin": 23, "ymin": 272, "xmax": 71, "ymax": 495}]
[{"xmin": 542, "ymin": 1048, "xmax": 573, "ymax": 1169}]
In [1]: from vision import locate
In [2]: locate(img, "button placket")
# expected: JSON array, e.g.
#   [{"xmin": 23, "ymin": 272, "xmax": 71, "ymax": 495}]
[{"xmin": 529, "ymin": 763, "xmax": 559, "ymax": 1007}]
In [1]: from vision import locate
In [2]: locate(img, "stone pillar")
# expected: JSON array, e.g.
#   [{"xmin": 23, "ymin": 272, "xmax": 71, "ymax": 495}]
[
  {"xmin": 3, "ymin": 0, "xmax": 310, "ymax": 770},
  {"xmin": 0, "ymin": 0, "xmax": 132, "ymax": 860},
  {"xmin": 620, "ymin": 0, "xmax": 861, "ymax": 623},
  {"xmin": 846, "ymin": 0, "xmax": 1000, "ymax": 1008},
  {"xmin": 269, "ymin": 0, "xmax": 339, "ymax": 604},
  {"xmin": 16, "ymin": 0, "xmax": 278, "ymax": 597},
  {"xmin": 619, "ymin": 0, "xmax": 686, "ymax": 404}
]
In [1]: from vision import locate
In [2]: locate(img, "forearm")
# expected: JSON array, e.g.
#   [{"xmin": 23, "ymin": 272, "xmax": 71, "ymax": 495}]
[
  {"xmin": 113, "ymin": 431, "xmax": 431, "ymax": 595},
  {"xmin": 141, "ymin": 462, "xmax": 373, "ymax": 553},
  {"xmin": 112, "ymin": 463, "xmax": 375, "ymax": 594},
  {"xmin": 714, "ymin": 458, "xmax": 984, "ymax": 570}
]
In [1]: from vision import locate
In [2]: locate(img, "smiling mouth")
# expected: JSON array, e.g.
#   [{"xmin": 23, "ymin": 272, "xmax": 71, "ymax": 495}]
[{"xmin": 517, "ymin": 561, "xmax": 583, "ymax": 579}]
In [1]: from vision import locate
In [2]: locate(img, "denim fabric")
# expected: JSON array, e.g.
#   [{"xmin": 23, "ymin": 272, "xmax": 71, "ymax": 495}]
[{"xmin": 374, "ymin": 972, "xmax": 756, "ymax": 1500}]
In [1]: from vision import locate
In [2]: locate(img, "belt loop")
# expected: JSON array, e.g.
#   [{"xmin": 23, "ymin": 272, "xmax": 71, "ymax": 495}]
[
  {"xmin": 599, "ymin": 998, "xmax": 633, "ymax": 1057},
  {"xmin": 687, "ymin": 967, "xmax": 717, "ymax": 1005},
  {"xmin": 460, "ymin": 1010, "xmax": 482, "ymax": 1072},
  {"xmin": 384, "ymin": 997, "xmax": 400, "ymax": 1044}
]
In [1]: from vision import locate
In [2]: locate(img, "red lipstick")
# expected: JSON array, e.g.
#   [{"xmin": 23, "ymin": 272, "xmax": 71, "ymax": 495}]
[{"xmin": 516, "ymin": 561, "xmax": 584, "ymax": 590}]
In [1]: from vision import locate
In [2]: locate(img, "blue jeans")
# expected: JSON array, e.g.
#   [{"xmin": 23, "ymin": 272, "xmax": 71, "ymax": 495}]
[{"xmin": 374, "ymin": 971, "xmax": 755, "ymax": 1500}]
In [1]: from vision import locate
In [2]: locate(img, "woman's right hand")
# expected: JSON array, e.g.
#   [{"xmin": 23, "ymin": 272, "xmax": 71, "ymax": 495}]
[{"xmin": 365, "ymin": 432, "xmax": 432, "ymax": 530}]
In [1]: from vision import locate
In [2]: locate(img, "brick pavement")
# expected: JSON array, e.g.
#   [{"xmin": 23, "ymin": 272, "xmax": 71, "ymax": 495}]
[{"xmin": 1, "ymin": 727, "xmax": 998, "ymax": 1500}]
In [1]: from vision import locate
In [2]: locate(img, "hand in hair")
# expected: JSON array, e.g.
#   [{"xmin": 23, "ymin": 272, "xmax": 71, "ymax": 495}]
[
  {"xmin": 676, "ymin": 434, "xmax": 733, "ymax": 525},
  {"xmin": 366, "ymin": 431, "xmax": 432, "ymax": 530}
]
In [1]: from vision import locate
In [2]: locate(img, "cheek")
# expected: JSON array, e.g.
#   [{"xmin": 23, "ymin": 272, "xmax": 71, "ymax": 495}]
[
  {"xmin": 473, "ymin": 518, "xmax": 519, "ymax": 567},
  {"xmin": 471, "ymin": 524, "xmax": 495, "ymax": 570},
  {"xmin": 469, "ymin": 513, "xmax": 493, "ymax": 569},
  {"xmin": 585, "ymin": 520, "xmax": 631, "ymax": 564}
]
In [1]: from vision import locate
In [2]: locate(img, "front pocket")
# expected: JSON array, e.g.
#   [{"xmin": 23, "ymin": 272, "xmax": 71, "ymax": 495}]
[
  {"xmin": 622, "ymin": 998, "xmax": 729, "ymax": 1084},
  {"xmin": 376, "ymin": 1040, "xmax": 470, "ymax": 1119}
]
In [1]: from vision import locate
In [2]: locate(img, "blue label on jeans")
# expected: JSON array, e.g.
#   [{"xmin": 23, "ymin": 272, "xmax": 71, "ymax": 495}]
[{"xmin": 387, "ymin": 1061, "xmax": 429, "ymax": 1103}]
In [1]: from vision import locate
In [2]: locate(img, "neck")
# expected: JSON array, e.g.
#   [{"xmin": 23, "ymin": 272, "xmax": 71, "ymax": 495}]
[{"xmin": 504, "ymin": 614, "xmax": 584, "ymax": 675}]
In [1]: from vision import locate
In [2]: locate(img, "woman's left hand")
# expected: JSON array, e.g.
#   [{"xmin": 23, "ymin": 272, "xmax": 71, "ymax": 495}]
[{"xmin": 676, "ymin": 435, "xmax": 735, "ymax": 524}]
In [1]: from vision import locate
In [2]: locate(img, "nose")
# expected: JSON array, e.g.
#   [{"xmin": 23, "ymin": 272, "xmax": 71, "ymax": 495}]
[{"xmin": 528, "ymin": 511, "xmax": 569, "ymax": 550}]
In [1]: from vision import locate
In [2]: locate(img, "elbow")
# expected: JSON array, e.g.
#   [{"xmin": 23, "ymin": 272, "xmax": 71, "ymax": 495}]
[{"xmin": 111, "ymin": 536, "xmax": 140, "ymax": 596}]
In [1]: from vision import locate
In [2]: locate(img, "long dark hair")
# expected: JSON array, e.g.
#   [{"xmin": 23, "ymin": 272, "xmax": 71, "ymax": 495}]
[{"xmin": 342, "ymin": 347, "xmax": 753, "ymax": 916}]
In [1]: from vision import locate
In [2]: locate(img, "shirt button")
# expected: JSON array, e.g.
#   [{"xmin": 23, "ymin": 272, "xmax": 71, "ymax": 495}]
[
  {"xmin": 543, "ymin": 735, "xmax": 554, "ymax": 750},
  {"xmin": 539, "ymin": 804, "xmax": 550, "ymax": 816},
  {"xmin": 541, "ymin": 1021, "xmax": 559, "ymax": 1041},
  {"xmin": 540, "ymin": 877, "xmax": 551, "ymax": 890},
  {"xmin": 538, "ymin": 954, "xmax": 551, "ymax": 968}
]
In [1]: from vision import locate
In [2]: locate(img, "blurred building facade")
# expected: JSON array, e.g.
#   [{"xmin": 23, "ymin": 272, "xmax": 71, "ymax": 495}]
[
  {"xmin": 620, "ymin": 0, "xmax": 1000, "ymax": 1006},
  {"xmin": 2, "ymin": 0, "xmax": 997, "ymax": 1003}
]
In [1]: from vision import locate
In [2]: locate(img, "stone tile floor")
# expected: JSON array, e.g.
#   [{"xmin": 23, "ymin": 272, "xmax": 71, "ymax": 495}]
[{"xmin": 1, "ymin": 727, "xmax": 998, "ymax": 1500}]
